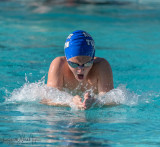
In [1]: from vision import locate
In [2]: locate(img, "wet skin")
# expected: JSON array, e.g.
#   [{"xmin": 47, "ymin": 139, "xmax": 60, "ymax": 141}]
[{"xmin": 41, "ymin": 56, "xmax": 114, "ymax": 110}]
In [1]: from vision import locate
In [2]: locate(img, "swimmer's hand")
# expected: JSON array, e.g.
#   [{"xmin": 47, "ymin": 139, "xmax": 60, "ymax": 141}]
[
  {"xmin": 72, "ymin": 95, "xmax": 86, "ymax": 110},
  {"xmin": 83, "ymin": 93, "xmax": 96, "ymax": 109},
  {"xmin": 72, "ymin": 93, "xmax": 96, "ymax": 110},
  {"xmin": 40, "ymin": 93, "xmax": 97, "ymax": 110}
]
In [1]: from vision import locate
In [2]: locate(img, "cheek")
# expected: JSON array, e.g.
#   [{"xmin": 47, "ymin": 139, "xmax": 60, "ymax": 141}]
[
  {"xmin": 69, "ymin": 67, "xmax": 77, "ymax": 74},
  {"xmin": 84, "ymin": 67, "xmax": 92, "ymax": 74}
]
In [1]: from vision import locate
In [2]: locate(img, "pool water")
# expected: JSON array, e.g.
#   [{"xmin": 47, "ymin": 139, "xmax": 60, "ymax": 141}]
[{"xmin": 1, "ymin": 0, "xmax": 160, "ymax": 146}]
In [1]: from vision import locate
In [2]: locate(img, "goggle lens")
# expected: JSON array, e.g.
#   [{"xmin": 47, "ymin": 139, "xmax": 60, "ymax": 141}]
[{"xmin": 68, "ymin": 60, "xmax": 94, "ymax": 68}]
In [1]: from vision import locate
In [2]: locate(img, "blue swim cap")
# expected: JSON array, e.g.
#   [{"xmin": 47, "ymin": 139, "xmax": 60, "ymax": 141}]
[{"xmin": 64, "ymin": 30, "xmax": 95, "ymax": 60}]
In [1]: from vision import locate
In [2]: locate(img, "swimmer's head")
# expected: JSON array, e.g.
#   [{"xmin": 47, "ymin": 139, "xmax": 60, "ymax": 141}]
[
  {"xmin": 64, "ymin": 30, "xmax": 95, "ymax": 60},
  {"xmin": 67, "ymin": 56, "xmax": 94, "ymax": 81}
]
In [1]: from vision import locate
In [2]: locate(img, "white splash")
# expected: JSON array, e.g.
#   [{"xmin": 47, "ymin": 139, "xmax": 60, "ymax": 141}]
[
  {"xmin": 5, "ymin": 77, "xmax": 73, "ymax": 106},
  {"xmin": 5, "ymin": 76, "xmax": 140, "ymax": 107},
  {"xmin": 6, "ymin": 77, "xmax": 46, "ymax": 103},
  {"xmin": 98, "ymin": 85, "xmax": 139, "ymax": 106}
]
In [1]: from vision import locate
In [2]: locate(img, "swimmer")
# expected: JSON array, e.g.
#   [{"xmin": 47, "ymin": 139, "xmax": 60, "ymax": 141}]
[{"xmin": 41, "ymin": 30, "xmax": 114, "ymax": 109}]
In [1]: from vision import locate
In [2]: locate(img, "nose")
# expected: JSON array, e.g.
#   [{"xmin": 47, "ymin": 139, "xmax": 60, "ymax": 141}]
[{"xmin": 77, "ymin": 66, "xmax": 84, "ymax": 72}]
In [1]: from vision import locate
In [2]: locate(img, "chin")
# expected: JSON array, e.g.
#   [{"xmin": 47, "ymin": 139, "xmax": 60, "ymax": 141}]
[{"xmin": 77, "ymin": 79, "xmax": 84, "ymax": 82}]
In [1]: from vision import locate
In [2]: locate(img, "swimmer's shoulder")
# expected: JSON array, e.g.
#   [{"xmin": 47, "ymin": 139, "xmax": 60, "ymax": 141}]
[
  {"xmin": 48, "ymin": 57, "xmax": 66, "ymax": 88},
  {"xmin": 49, "ymin": 56, "xmax": 67, "ymax": 71},
  {"xmin": 93, "ymin": 57, "xmax": 111, "ymax": 69},
  {"xmin": 50, "ymin": 56, "xmax": 66, "ymax": 65}
]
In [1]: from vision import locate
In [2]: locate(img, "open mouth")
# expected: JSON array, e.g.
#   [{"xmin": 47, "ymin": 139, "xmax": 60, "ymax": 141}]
[{"xmin": 77, "ymin": 74, "xmax": 84, "ymax": 80}]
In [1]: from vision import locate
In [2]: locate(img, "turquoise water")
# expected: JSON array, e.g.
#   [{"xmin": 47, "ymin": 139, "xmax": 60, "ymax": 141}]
[{"xmin": 1, "ymin": 0, "xmax": 160, "ymax": 146}]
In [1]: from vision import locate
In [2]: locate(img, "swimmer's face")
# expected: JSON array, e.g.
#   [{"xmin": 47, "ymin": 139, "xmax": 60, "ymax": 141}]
[{"xmin": 67, "ymin": 56, "xmax": 93, "ymax": 82}]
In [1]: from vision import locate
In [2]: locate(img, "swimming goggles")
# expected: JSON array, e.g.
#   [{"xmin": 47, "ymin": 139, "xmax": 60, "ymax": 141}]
[{"xmin": 67, "ymin": 59, "xmax": 94, "ymax": 68}]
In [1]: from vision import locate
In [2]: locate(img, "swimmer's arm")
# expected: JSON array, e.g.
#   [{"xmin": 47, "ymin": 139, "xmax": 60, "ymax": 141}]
[
  {"xmin": 97, "ymin": 59, "xmax": 116, "ymax": 106},
  {"xmin": 40, "ymin": 57, "xmax": 68, "ymax": 106},
  {"xmin": 40, "ymin": 96, "xmax": 86, "ymax": 110},
  {"xmin": 40, "ymin": 98, "xmax": 69, "ymax": 107},
  {"xmin": 80, "ymin": 59, "xmax": 115, "ymax": 108},
  {"xmin": 47, "ymin": 57, "xmax": 64, "ymax": 90},
  {"xmin": 97, "ymin": 59, "xmax": 114, "ymax": 92}
]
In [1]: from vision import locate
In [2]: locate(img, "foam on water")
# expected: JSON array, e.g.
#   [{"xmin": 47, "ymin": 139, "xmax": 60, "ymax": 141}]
[
  {"xmin": 3, "ymin": 76, "xmax": 158, "ymax": 109},
  {"xmin": 97, "ymin": 85, "xmax": 139, "ymax": 106}
]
